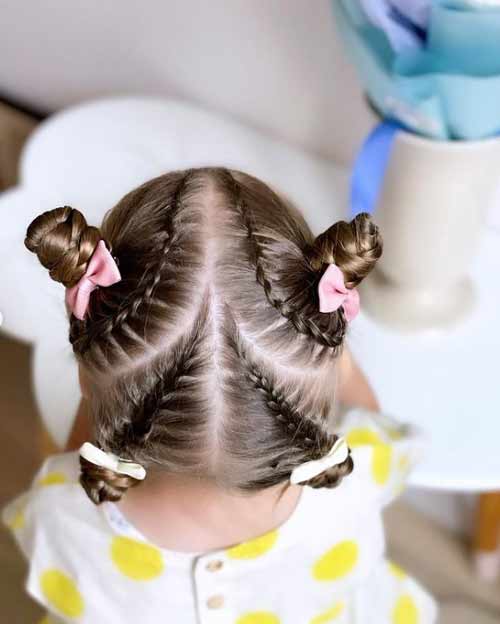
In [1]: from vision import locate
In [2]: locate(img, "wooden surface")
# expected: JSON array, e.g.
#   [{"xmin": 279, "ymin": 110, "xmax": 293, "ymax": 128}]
[
  {"xmin": 0, "ymin": 334, "xmax": 44, "ymax": 622},
  {"xmin": 0, "ymin": 98, "xmax": 44, "ymax": 621},
  {"xmin": 0, "ymin": 100, "xmax": 37, "ymax": 192}
]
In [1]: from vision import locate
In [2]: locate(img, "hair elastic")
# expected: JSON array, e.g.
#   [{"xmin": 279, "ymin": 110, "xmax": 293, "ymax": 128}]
[
  {"xmin": 289, "ymin": 436, "xmax": 349, "ymax": 485},
  {"xmin": 79, "ymin": 442, "xmax": 147, "ymax": 481}
]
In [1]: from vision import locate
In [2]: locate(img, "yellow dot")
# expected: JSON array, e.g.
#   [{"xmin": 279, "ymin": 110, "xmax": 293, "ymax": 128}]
[
  {"xmin": 393, "ymin": 594, "xmax": 419, "ymax": 624},
  {"xmin": 6, "ymin": 508, "xmax": 25, "ymax": 530},
  {"xmin": 38, "ymin": 472, "xmax": 67, "ymax": 486},
  {"xmin": 110, "ymin": 536, "xmax": 164, "ymax": 580},
  {"xmin": 40, "ymin": 569, "xmax": 84, "ymax": 618},
  {"xmin": 346, "ymin": 428, "xmax": 383, "ymax": 447},
  {"xmin": 372, "ymin": 444, "xmax": 393, "ymax": 485},
  {"xmin": 310, "ymin": 600, "xmax": 345, "ymax": 623},
  {"xmin": 38, "ymin": 616, "xmax": 57, "ymax": 624},
  {"xmin": 312, "ymin": 540, "xmax": 358, "ymax": 581},
  {"xmin": 226, "ymin": 530, "xmax": 279, "ymax": 559},
  {"xmin": 347, "ymin": 428, "xmax": 393, "ymax": 485},
  {"xmin": 388, "ymin": 561, "xmax": 407, "ymax": 580},
  {"xmin": 236, "ymin": 612, "xmax": 281, "ymax": 624}
]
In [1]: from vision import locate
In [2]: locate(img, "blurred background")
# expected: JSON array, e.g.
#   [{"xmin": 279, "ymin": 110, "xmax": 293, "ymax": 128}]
[{"xmin": 2, "ymin": 1, "xmax": 500, "ymax": 622}]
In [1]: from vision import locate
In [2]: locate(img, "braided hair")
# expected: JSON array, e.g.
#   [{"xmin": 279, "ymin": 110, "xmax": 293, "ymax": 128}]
[{"xmin": 25, "ymin": 167, "xmax": 382, "ymax": 503}]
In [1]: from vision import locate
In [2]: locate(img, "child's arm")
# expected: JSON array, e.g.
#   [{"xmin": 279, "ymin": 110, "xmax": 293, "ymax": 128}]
[
  {"xmin": 64, "ymin": 397, "xmax": 92, "ymax": 451},
  {"xmin": 337, "ymin": 347, "xmax": 380, "ymax": 412}
]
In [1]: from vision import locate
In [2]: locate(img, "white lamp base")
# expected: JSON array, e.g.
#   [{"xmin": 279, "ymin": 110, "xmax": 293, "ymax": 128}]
[{"xmin": 360, "ymin": 269, "xmax": 476, "ymax": 332}]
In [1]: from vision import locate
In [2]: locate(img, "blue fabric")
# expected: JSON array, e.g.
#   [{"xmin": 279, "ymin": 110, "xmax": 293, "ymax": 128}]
[
  {"xmin": 396, "ymin": 2, "xmax": 500, "ymax": 76},
  {"xmin": 389, "ymin": 0, "xmax": 431, "ymax": 30},
  {"xmin": 332, "ymin": 0, "xmax": 500, "ymax": 140},
  {"xmin": 359, "ymin": 0, "xmax": 427, "ymax": 52},
  {"xmin": 350, "ymin": 121, "xmax": 401, "ymax": 218}
]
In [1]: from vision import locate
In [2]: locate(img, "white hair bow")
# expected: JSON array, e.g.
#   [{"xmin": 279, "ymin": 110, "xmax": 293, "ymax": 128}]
[
  {"xmin": 79, "ymin": 442, "xmax": 147, "ymax": 481},
  {"xmin": 290, "ymin": 437, "xmax": 349, "ymax": 485}
]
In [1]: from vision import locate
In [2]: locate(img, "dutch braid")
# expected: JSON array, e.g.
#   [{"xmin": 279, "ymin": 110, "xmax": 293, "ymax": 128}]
[
  {"xmin": 125, "ymin": 295, "xmax": 209, "ymax": 446},
  {"xmin": 104, "ymin": 173, "xmax": 191, "ymax": 334},
  {"xmin": 234, "ymin": 329, "xmax": 352, "ymax": 489},
  {"xmin": 70, "ymin": 172, "xmax": 193, "ymax": 353},
  {"xmin": 224, "ymin": 169, "xmax": 345, "ymax": 349}
]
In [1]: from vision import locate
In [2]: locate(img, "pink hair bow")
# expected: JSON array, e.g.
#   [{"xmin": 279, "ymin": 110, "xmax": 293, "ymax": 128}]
[
  {"xmin": 65, "ymin": 240, "xmax": 121, "ymax": 320},
  {"xmin": 317, "ymin": 263, "xmax": 360, "ymax": 321}
]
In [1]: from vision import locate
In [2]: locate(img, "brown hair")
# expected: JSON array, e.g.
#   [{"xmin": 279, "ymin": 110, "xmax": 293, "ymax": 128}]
[{"xmin": 25, "ymin": 167, "xmax": 382, "ymax": 504}]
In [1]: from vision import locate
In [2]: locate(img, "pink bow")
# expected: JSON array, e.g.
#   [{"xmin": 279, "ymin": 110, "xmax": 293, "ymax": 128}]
[
  {"xmin": 317, "ymin": 263, "xmax": 360, "ymax": 321},
  {"xmin": 65, "ymin": 240, "xmax": 121, "ymax": 320}
]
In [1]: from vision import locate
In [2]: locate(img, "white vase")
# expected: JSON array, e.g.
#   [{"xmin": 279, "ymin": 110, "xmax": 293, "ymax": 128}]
[{"xmin": 360, "ymin": 131, "xmax": 500, "ymax": 331}]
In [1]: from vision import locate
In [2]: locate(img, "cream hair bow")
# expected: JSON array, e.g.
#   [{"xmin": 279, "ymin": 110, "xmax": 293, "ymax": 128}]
[
  {"xmin": 79, "ymin": 442, "xmax": 147, "ymax": 481},
  {"xmin": 290, "ymin": 437, "xmax": 349, "ymax": 485}
]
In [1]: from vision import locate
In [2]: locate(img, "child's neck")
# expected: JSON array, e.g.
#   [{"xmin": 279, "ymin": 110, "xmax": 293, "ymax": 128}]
[{"xmin": 116, "ymin": 472, "xmax": 303, "ymax": 553}]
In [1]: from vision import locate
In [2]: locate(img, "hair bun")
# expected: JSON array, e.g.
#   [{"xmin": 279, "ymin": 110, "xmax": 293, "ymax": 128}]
[
  {"xmin": 309, "ymin": 212, "xmax": 383, "ymax": 287},
  {"xmin": 25, "ymin": 206, "xmax": 102, "ymax": 287}
]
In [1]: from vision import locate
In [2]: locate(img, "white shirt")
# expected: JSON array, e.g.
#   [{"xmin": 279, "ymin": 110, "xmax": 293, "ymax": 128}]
[{"xmin": 3, "ymin": 407, "xmax": 438, "ymax": 623}]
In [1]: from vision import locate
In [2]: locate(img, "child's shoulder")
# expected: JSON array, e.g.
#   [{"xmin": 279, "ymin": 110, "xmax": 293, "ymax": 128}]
[
  {"xmin": 31, "ymin": 450, "xmax": 81, "ymax": 488},
  {"xmin": 334, "ymin": 406, "xmax": 429, "ymax": 508},
  {"xmin": 2, "ymin": 451, "xmax": 100, "ymax": 555}
]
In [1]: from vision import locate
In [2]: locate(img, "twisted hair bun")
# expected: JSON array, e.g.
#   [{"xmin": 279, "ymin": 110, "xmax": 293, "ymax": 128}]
[
  {"xmin": 79, "ymin": 456, "xmax": 140, "ymax": 505},
  {"xmin": 25, "ymin": 206, "xmax": 102, "ymax": 288},
  {"xmin": 309, "ymin": 212, "xmax": 382, "ymax": 287}
]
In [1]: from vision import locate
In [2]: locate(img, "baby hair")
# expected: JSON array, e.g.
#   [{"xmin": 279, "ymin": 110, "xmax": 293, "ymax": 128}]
[{"xmin": 25, "ymin": 167, "xmax": 382, "ymax": 504}]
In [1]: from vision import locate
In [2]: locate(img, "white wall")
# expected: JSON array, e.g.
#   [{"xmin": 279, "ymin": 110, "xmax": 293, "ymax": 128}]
[{"xmin": 0, "ymin": 0, "xmax": 375, "ymax": 166}]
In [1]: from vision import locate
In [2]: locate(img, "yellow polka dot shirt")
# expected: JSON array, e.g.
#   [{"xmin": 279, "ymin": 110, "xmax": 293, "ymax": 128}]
[{"xmin": 3, "ymin": 407, "xmax": 438, "ymax": 623}]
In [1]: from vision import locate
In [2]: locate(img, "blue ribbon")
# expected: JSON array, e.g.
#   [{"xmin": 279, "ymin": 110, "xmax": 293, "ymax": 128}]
[
  {"xmin": 350, "ymin": 120, "xmax": 402, "ymax": 218},
  {"xmin": 350, "ymin": 120, "xmax": 500, "ymax": 218}
]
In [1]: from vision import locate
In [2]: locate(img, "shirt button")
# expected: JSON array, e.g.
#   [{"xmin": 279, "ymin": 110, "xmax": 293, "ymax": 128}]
[
  {"xmin": 206, "ymin": 559, "xmax": 224, "ymax": 572},
  {"xmin": 206, "ymin": 594, "xmax": 225, "ymax": 609}
]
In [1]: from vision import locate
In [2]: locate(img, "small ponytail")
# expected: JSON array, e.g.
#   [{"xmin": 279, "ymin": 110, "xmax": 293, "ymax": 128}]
[
  {"xmin": 300, "ymin": 452, "xmax": 354, "ymax": 489},
  {"xmin": 79, "ymin": 456, "xmax": 141, "ymax": 505}
]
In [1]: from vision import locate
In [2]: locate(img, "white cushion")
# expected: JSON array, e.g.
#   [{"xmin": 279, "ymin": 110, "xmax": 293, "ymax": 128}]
[{"xmin": 0, "ymin": 96, "xmax": 348, "ymax": 446}]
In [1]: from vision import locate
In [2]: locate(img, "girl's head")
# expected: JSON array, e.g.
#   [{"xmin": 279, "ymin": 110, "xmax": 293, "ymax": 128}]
[{"xmin": 25, "ymin": 167, "xmax": 382, "ymax": 504}]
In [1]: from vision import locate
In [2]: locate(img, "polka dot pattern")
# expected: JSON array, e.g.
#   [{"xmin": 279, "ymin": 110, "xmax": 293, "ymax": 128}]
[
  {"xmin": 236, "ymin": 612, "xmax": 281, "ymax": 624},
  {"xmin": 4, "ymin": 409, "xmax": 436, "ymax": 623},
  {"xmin": 310, "ymin": 601, "xmax": 345, "ymax": 623},
  {"xmin": 227, "ymin": 530, "xmax": 279, "ymax": 560},
  {"xmin": 393, "ymin": 594, "xmax": 419, "ymax": 624},
  {"xmin": 346, "ymin": 427, "xmax": 393, "ymax": 485},
  {"xmin": 38, "ymin": 472, "xmax": 67, "ymax": 487},
  {"xmin": 110, "ymin": 536, "xmax": 164, "ymax": 580},
  {"xmin": 312, "ymin": 540, "xmax": 358, "ymax": 581},
  {"xmin": 372, "ymin": 444, "xmax": 393, "ymax": 485},
  {"xmin": 40, "ymin": 569, "xmax": 84, "ymax": 617}
]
